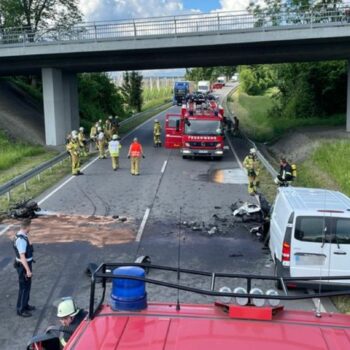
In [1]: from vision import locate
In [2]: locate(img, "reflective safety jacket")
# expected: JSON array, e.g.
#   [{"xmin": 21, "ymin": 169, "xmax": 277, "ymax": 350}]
[
  {"xmin": 243, "ymin": 155, "xmax": 260, "ymax": 177},
  {"xmin": 90, "ymin": 126, "xmax": 97, "ymax": 138},
  {"xmin": 13, "ymin": 233, "xmax": 33, "ymax": 262},
  {"xmin": 154, "ymin": 123, "xmax": 161, "ymax": 136},
  {"xmin": 108, "ymin": 140, "xmax": 122, "ymax": 157},
  {"xmin": 128, "ymin": 142, "xmax": 143, "ymax": 158},
  {"xmin": 78, "ymin": 132, "xmax": 86, "ymax": 146},
  {"xmin": 66, "ymin": 140, "xmax": 80, "ymax": 156}
]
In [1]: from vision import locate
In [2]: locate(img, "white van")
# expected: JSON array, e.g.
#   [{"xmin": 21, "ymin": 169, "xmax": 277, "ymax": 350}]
[
  {"xmin": 197, "ymin": 81, "xmax": 210, "ymax": 94},
  {"xmin": 269, "ymin": 187, "xmax": 350, "ymax": 289}
]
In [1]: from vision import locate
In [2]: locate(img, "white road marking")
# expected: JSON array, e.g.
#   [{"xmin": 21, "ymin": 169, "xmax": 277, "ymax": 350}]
[
  {"xmin": 0, "ymin": 224, "xmax": 11, "ymax": 237},
  {"xmin": 38, "ymin": 156, "xmax": 100, "ymax": 205},
  {"xmin": 38, "ymin": 106, "xmax": 173, "ymax": 206},
  {"xmin": 136, "ymin": 208, "xmax": 151, "ymax": 242},
  {"xmin": 161, "ymin": 160, "xmax": 168, "ymax": 174},
  {"xmin": 226, "ymin": 135, "xmax": 244, "ymax": 170}
]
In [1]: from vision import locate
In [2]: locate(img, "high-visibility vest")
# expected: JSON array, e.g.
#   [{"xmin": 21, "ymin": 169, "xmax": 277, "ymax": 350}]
[
  {"xmin": 109, "ymin": 140, "xmax": 121, "ymax": 156},
  {"xmin": 129, "ymin": 142, "xmax": 142, "ymax": 158}
]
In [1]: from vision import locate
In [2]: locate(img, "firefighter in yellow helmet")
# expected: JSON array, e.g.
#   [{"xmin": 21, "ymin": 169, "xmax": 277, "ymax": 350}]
[
  {"xmin": 66, "ymin": 134, "xmax": 83, "ymax": 176},
  {"xmin": 108, "ymin": 134, "xmax": 122, "ymax": 171},
  {"xmin": 56, "ymin": 297, "xmax": 87, "ymax": 348},
  {"xmin": 153, "ymin": 119, "xmax": 162, "ymax": 147},
  {"xmin": 243, "ymin": 148, "xmax": 260, "ymax": 195},
  {"xmin": 78, "ymin": 127, "xmax": 88, "ymax": 157},
  {"xmin": 90, "ymin": 122, "xmax": 99, "ymax": 151},
  {"xmin": 97, "ymin": 127, "xmax": 107, "ymax": 159}
]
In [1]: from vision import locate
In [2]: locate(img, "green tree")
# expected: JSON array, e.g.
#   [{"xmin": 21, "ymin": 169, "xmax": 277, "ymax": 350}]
[
  {"xmin": 122, "ymin": 71, "xmax": 143, "ymax": 112},
  {"xmin": 0, "ymin": 0, "xmax": 82, "ymax": 40},
  {"xmin": 78, "ymin": 73, "xmax": 126, "ymax": 128},
  {"xmin": 185, "ymin": 66, "xmax": 236, "ymax": 83}
]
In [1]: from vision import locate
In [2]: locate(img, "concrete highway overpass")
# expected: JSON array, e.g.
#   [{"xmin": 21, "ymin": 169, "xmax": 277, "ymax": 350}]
[{"xmin": 1, "ymin": 6, "xmax": 350, "ymax": 145}]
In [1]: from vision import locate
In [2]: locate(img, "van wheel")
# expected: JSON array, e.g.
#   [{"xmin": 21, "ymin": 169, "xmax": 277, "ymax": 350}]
[{"xmin": 274, "ymin": 262, "xmax": 283, "ymax": 290}]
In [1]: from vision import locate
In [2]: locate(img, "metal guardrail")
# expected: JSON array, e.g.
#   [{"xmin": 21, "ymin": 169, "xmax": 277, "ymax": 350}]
[
  {"xmin": 0, "ymin": 101, "xmax": 171, "ymax": 201},
  {"xmin": 0, "ymin": 4, "xmax": 350, "ymax": 47},
  {"xmin": 223, "ymin": 86, "xmax": 277, "ymax": 178}
]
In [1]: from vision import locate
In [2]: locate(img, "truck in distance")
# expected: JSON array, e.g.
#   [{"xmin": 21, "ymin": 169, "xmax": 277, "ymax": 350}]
[
  {"xmin": 173, "ymin": 81, "xmax": 191, "ymax": 105},
  {"xmin": 197, "ymin": 80, "xmax": 211, "ymax": 94}
]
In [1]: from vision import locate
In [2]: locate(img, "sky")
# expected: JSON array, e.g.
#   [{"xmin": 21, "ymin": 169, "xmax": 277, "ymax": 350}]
[{"xmin": 79, "ymin": 0, "xmax": 255, "ymax": 76}]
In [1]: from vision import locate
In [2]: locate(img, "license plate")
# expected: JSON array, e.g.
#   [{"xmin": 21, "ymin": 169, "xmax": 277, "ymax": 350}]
[{"xmin": 198, "ymin": 150, "xmax": 208, "ymax": 154}]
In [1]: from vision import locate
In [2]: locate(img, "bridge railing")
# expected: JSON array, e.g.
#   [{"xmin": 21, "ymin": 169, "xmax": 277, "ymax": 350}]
[{"xmin": 0, "ymin": 3, "xmax": 350, "ymax": 47}]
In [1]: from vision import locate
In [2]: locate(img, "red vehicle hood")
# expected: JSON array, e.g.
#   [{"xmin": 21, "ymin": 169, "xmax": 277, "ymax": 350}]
[{"xmin": 66, "ymin": 303, "xmax": 350, "ymax": 350}]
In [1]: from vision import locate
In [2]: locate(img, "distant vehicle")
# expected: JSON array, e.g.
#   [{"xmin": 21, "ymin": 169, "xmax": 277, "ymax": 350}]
[
  {"xmin": 217, "ymin": 76, "xmax": 226, "ymax": 86},
  {"xmin": 165, "ymin": 101, "xmax": 225, "ymax": 159},
  {"xmin": 232, "ymin": 73, "xmax": 239, "ymax": 82},
  {"xmin": 197, "ymin": 80, "xmax": 211, "ymax": 94},
  {"xmin": 269, "ymin": 187, "xmax": 350, "ymax": 289},
  {"xmin": 173, "ymin": 81, "xmax": 191, "ymax": 105},
  {"xmin": 27, "ymin": 263, "xmax": 350, "ymax": 350}
]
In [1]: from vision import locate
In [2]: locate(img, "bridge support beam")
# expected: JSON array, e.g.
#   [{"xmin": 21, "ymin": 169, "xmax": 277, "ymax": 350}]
[
  {"xmin": 42, "ymin": 68, "xmax": 79, "ymax": 146},
  {"xmin": 347, "ymin": 60, "xmax": 350, "ymax": 132}
]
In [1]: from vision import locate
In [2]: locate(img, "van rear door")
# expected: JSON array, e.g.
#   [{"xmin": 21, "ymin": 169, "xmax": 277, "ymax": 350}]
[
  {"xmin": 165, "ymin": 114, "xmax": 183, "ymax": 149},
  {"xmin": 329, "ymin": 217, "xmax": 350, "ymax": 282},
  {"xmin": 290, "ymin": 216, "xmax": 331, "ymax": 278}
]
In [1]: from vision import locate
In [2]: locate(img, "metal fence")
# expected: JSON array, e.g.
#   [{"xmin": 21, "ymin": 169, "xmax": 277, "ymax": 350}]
[{"xmin": 1, "ymin": 4, "xmax": 350, "ymax": 47}]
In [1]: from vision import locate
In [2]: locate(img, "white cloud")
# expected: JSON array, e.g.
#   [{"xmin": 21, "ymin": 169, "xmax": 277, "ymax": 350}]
[
  {"xmin": 80, "ymin": 0, "xmax": 187, "ymax": 22},
  {"xmin": 219, "ymin": 0, "xmax": 265, "ymax": 12}
]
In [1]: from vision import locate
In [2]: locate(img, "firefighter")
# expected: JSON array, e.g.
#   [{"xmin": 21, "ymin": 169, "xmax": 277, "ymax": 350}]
[
  {"xmin": 153, "ymin": 119, "xmax": 162, "ymax": 147},
  {"xmin": 274, "ymin": 157, "xmax": 295, "ymax": 187},
  {"xmin": 97, "ymin": 127, "xmax": 107, "ymax": 159},
  {"xmin": 56, "ymin": 298, "xmax": 87, "ymax": 348},
  {"xmin": 243, "ymin": 148, "xmax": 260, "ymax": 195},
  {"xmin": 105, "ymin": 116, "xmax": 113, "ymax": 141},
  {"xmin": 128, "ymin": 137, "xmax": 145, "ymax": 175},
  {"xmin": 90, "ymin": 123, "xmax": 99, "ymax": 151},
  {"xmin": 78, "ymin": 127, "xmax": 88, "ymax": 157},
  {"xmin": 108, "ymin": 134, "xmax": 122, "ymax": 171},
  {"xmin": 111, "ymin": 116, "xmax": 119, "ymax": 135},
  {"xmin": 66, "ymin": 134, "xmax": 82, "ymax": 175}
]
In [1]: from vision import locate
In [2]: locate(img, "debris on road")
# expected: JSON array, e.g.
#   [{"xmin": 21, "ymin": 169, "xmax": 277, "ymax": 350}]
[{"xmin": 208, "ymin": 227, "xmax": 217, "ymax": 235}]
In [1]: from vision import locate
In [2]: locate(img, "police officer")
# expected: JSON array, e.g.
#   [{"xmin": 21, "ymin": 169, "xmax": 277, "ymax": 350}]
[
  {"xmin": 13, "ymin": 219, "xmax": 35, "ymax": 317},
  {"xmin": 56, "ymin": 297, "xmax": 87, "ymax": 347},
  {"xmin": 243, "ymin": 148, "xmax": 260, "ymax": 195},
  {"xmin": 128, "ymin": 137, "xmax": 145, "ymax": 175},
  {"xmin": 108, "ymin": 134, "xmax": 122, "ymax": 171}
]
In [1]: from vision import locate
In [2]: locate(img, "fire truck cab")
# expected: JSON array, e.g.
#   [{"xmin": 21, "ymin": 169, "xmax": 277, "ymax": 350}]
[{"xmin": 165, "ymin": 101, "xmax": 225, "ymax": 159}]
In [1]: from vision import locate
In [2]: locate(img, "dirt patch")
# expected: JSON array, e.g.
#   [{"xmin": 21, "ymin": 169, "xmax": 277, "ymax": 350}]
[
  {"xmin": 4, "ymin": 214, "xmax": 135, "ymax": 247},
  {"xmin": 268, "ymin": 126, "xmax": 350, "ymax": 163}
]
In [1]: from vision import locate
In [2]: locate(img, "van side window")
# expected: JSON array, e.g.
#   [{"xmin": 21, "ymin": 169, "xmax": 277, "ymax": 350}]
[
  {"xmin": 295, "ymin": 217, "xmax": 326, "ymax": 243},
  {"xmin": 334, "ymin": 219, "xmax": 350, "ymax": 244}
]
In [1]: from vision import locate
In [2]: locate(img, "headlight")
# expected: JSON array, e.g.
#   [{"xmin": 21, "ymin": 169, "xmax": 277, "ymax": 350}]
[
  {"xmin": 184, "ymin": 142, "xmax": 190, "ymax": 147},
  {"xmin": 249, "ymin": 288, "xmax": 265, "ymax": 307},
  {"xmin": 218, "ymin": 286, "xmax": 232, "ymax": 304},
  {"xmin": 266, "ymin": 289, "xmax": 280, "ymax": 307},
  {"xmin": 233, "ymin": 287, "xmax": 249, "ymax": 306}
]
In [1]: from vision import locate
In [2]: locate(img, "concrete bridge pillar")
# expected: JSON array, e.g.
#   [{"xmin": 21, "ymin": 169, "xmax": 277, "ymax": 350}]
[
  {"xmin": 42, "ymin": 68, "xmax": 79, "ymax": 145},
  {"xmin": 347, "ymin": 61, "xmax": 350, "ymax": 132}
]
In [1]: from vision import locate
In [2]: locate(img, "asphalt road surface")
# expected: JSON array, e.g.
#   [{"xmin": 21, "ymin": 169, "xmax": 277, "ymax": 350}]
[{"xmin": 0, "ymin": 85, "xmax": 328, "ymax": 350}]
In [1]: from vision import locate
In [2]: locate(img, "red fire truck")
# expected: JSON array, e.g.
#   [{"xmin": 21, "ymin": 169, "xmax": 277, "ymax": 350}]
[
  {"xmin": 28, "ymin": 263, "xmax": 350, "ymax": 350},
  {"xmin": 165, "ymin": 101, "xmax": 225, "ymax": 159}
]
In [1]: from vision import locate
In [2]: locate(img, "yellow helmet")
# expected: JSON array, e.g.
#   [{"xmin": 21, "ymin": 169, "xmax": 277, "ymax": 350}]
[{"xmin": 57, "ymin": 298, "xmax": 79, "ymax": 318}]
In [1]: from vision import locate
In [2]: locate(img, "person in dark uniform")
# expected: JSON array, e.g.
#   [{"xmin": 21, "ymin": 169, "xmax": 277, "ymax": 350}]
[
  {"xmin": 56, "ymin": 298, "xmax": 87, "ymax": 348},
  {"xmin": 13, "ymin": 218, "xmax": 35, "ymax": 317}
]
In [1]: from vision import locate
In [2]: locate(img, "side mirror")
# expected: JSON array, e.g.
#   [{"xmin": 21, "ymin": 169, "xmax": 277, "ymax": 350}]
[{"xmin": 176, "ymin": 119, "xmax": 180, "ymax": 132}]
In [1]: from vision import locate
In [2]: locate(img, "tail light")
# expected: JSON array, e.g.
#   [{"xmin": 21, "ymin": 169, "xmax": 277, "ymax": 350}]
[{"xmin": 282, "ymin": 242, "xmax": 290, "ymax": 266}]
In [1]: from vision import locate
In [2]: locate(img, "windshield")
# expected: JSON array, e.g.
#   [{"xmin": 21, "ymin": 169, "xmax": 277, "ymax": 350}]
[
  {"xmin": 198, "ymin": 86, "xmax": 209, "ymax": 91},
  {"xmin": 185, "ymin": 120, "xmax": 222, "ymax": 136}
]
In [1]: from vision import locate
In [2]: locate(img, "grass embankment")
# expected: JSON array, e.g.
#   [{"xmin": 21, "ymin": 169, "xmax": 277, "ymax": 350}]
[
  {"xmin": 142, "ymin": 87, "xmax": 172, "ymax": 111},
  {"xmin": 228, "ymin": 89, "xmax": 345, "ymax": 143}
]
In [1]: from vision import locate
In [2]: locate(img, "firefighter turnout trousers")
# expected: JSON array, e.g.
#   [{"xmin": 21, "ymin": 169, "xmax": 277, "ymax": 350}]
[{"xmin": 130, "ymin": 157, "xmax": 140, "ymax": 175}]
